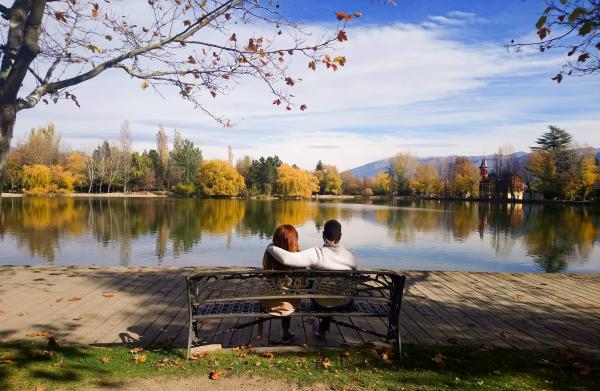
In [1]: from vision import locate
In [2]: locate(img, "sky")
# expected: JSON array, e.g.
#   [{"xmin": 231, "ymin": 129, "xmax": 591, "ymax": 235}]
[{"xmin": 14, "ymin": 0, "xmax": 600, "ymax": 171}]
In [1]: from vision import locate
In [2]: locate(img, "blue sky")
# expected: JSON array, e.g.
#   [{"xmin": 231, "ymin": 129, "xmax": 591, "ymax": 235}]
[{"xmin": 15, "ymin": 0, "xmax": 600, "ymax": 170}]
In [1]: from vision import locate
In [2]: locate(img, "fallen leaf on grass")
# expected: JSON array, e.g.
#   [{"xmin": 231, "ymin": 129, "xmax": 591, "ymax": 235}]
[
  {"xmin": 209, "ymin": 371, "xmax": 224, "ymax": 380},
  {"xmin": 100, "ymin": 357, "xmax": 110, "ymax": 364},
  {"xmin": 380, "ymin": 350, "xmax": 392, "ymax": 363},
  {"xmin": 492, "ymin": 369, "xmax": 502, "ymax": 375},
  {"xmin": 318, "ymin": 357, "xmax": 332, "ymax": 369},
  {"xmin": 133, "ymin": 354, "xmax": 147, "ymax": 363},
  {"xmin": 1, "ymin": 358, "xmax": 14, "ymax": 365},
  {"xmin": 431, "ymin": 353, "xmax": 447, "ymax": 368},
  {"xmin": 130, "ymin": 347, "xmax": 144, "ymax": 354},
  {"xmin": 68, "ymin": 297, "xmax": 82, "ymax": 302},
  {"xmin": 500, "ymin": 331, "xmax": 515, "ymax": 341},
  {"xmin": 189, "ymin": 352, "xmax": 209, "ymax": 360},
  {"xmin": 262, "ymin": 352, "xmax": 275, "ymax": 359},
  {"xmin": 255, "ymin": 360, "xmax": 262, "ymax": 366}
]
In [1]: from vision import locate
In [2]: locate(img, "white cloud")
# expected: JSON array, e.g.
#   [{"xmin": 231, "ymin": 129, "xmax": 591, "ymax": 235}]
[{"xmin": 14, "ymin": 15, "xmax": 600, "ymax": 171}]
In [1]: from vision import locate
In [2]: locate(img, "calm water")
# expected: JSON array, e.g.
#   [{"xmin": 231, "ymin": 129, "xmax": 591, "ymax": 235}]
[{"xmin": 0, "ymin": 197, "xmax": 599, "ymax": 273}]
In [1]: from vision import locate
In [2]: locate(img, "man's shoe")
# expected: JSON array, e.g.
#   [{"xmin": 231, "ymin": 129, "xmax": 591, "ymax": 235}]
[
  {"xmin": 312, "ymin": 323, "xmax": 326, "ymax": 339},
  {"xmin": 281, "ymin": 333, "xmax": 296, "ymax": 344}
]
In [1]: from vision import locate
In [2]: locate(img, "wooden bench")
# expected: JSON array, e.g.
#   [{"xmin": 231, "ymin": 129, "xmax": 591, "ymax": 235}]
[{"xmin": 186, "ymin": 269, "xmax": 406, "ymax": 357}]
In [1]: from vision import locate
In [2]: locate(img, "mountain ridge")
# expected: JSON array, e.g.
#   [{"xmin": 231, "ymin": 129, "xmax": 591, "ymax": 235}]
[{"xmin": 347, "ymin": 148, "xmax": 600, "ymax": 179}]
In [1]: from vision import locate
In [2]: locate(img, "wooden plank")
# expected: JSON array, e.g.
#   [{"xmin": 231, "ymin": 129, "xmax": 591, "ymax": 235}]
[
  {"xmin": 404, "ymin": 274, "xmax": 492, "ymax": 347},
  {"xmin": 470, "ymin": 272, "xmax": 600, "ymax": 347},
  {"xmin": 89, "ymin": 269, "xmax": 183, "ymax": 344},
  {"xmin": 443, "ymin": 272, "xmax": 591, "ymax": 349}
]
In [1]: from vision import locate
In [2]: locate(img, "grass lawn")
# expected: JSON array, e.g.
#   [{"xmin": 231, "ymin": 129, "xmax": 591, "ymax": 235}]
[{"xmin": 0, "ymin": 340, "xmax": 598, "ymax": 390}]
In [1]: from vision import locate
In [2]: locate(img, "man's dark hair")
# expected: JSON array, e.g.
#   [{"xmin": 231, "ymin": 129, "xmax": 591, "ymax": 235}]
[{"xmin": 323, "ymin": 220, "xmax": 342, "ymax": 242}]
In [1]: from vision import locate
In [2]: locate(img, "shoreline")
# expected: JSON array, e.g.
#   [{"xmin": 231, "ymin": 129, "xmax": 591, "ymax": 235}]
[{"xmin": 1, "ymin": 192, "xmax": 597, "ymax": 205}]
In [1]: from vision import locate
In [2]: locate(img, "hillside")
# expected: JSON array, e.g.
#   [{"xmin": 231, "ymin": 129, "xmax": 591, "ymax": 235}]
[{"xmin": 347, "ymin": 149, "xmax": 600, "ymax": 179}]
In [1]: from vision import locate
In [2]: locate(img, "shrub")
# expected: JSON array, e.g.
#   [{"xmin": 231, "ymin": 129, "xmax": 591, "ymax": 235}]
[{"xmin": 172, "ymin": 182, "xmax": 197, "ymax": 196}]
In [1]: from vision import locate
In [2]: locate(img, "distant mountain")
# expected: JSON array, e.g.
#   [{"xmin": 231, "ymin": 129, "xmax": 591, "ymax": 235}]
[{"xmin": 347, "ymin": 149, "xmax": 600, "ymax": 179}]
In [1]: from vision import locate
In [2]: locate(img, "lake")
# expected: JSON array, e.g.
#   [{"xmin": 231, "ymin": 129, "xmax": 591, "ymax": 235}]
[{"xmin": 0, "ymin": 197, "xmax": 599, "ymax": 273}]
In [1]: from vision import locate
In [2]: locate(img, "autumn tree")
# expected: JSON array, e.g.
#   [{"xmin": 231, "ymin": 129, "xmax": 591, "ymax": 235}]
[
  {"xmin": 275, "ymin": 163, "xmax": 318, "ymax": 197},
  {"xmin": 21, "ymin": 164, "xmax": 50, "ymax": 194},
  {"xmin": 198, "ymin": 159, "xmax": 245, "ymax": 196},
  {"xmin": 449, "ymin": 157, "xmax": 479, "ymax": 197},
  {"xmin": 0, "ymin": 0, "xmax": 355, "ymax": 194},
  {"xmin": 580, "ymin": 154, "xmax": 600, "ymax": 199},
  {"xmin": 340, "ymin": 171, "xmax": 361, "ymax": 195},
  {"xmin": 374, "ymin": 172, "xmax": 392, "ymax": 195},
  {"xmin": 387, "ymin": 153, "xmax": 417, "ymax": 195},
  {"xmin": 120, "ymin": 120, "xmax": 133, "ymax": 193},
  {"xmin": 412, "ymin": 162, "xmax": 442, "ymax": 196},
  {"xmin": 512, "ymin": 0, "xmax": 600, "ymax": 82},
  {"xmin": 315, "ymin": 164, "xmax": 342, "ymax": 195},
  {"xmin": 235, "ymin": 155, "xmax": 252, "ymax": 180}
]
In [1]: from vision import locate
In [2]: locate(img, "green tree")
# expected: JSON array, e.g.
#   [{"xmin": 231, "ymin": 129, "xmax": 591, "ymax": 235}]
[
  {"xmin": 246, "ymin": 156, "xmax": 282, "ymax": 195},
  {"xmin": 170, "ymin": 137, "xmax": 202, "ymax": 185},
  {"xmin": 198, "ymin": 160, "xmax": 245, "ymax": 197}
]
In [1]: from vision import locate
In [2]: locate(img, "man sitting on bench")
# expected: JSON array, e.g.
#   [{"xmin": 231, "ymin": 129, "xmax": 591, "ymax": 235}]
[{"xmin": 266, "ymin": 219, "xmax": 357, "ymax": 338}]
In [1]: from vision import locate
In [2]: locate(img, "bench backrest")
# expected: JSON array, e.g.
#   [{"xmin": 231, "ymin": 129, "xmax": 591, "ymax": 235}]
[{"xmin": 186, "ymin": 269, "xmax": 406, "ymax": 307}]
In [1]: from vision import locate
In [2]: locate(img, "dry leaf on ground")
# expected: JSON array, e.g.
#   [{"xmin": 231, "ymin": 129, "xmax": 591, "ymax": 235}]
[
  {"xmin": 103, "ymin": 292, "xmax": 115, "ymax": 298},
  {"xmin": 55, "ymin": 298, "xmax": 63, "ymax": 303},
  {"xmin": 262, "ymin": 352, "xmax": 275, "ymax": 359},
  {"xmin": 72, "ymin": 316, "xmax": 82, "ymax": 321},
  {"xmin": 189, "ymin": 352, "xmax": 210, "ymax": 360},
  {"xmin": 318, "ymin": 357, "xmax": 332, "ymax": 369},
  {"xmin": 1, "ymin": 358, "xmax": 14, "ymax": 365},
  {"xmin": 100, "ymin": 357, "xmax": 110, "ymax": 364},
  {"xmin": 130, "ymin": 347, "xmax": 144, "ymax": 354},
  {"xmin": 133, "ymin": 354, "xmax": 147, "ymax": 363},
  {"xmin": 431, "ymin": 353, "xmax": 447, "ymax": 368},
  {"xmin": 209, "ymin": 371, "xmax": 224, "ymax": 380},
  {"xmin": 68, "ymin": 297, "xmax": 82, "ymax": 302}
]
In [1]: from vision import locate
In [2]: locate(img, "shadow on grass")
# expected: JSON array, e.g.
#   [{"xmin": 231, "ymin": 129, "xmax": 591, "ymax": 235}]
[
  {"xmin": 1, "ymin": 340, "xmax": 599, "ymax": 391},
  {"xmin": 0, "ymin": 340, "xmax": 107, "ymax": 390}
]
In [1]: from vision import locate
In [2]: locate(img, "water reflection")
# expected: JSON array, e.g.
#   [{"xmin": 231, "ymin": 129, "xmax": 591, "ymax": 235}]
[{"xmin": 0, "ymin": 197, "xmax": 598, "ymax": 272}]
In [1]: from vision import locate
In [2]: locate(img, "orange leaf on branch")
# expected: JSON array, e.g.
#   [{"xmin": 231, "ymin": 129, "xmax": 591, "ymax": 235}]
[
  {"xmin": 577, "ymin": 53, "xmax": 590, "ymax": 62},
  {"xmin": 336, "ymin": 12, "xmax": 352, "ymax": 21},
  {"xmin": 300, "ymin": 104, "xmax": 307, "ymax": 111},
  {"xmin": 55, "ymin": 11, "xmax": 67, "ymax": 23},
  {"xmin": 308, "ymin": 61, "xmax": 316, "ymax": 71},
  {"xmin": 272, "ymin": 99, "xmax": 281, "ymax": 105},
  {"xmin": 229, "ymin": 33, "xmax": 237, "ymax": 42},
  {"xmin": 285, "ymin": 77, "xmax": 295, "ymax": 86}
]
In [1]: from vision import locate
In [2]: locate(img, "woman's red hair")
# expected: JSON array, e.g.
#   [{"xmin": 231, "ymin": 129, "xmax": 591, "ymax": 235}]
[{"xmin": 263, "ymin": 224, "xmax": 299, "ymax": 270}]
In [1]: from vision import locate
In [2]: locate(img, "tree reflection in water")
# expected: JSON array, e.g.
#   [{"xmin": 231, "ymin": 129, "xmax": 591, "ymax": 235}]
[{"xmin": 0, "ymin": 197, "xmax": 598, "ymax": 272}]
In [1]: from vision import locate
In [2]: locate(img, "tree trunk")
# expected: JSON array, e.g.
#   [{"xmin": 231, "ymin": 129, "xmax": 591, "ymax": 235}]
[{"xmin": 0, "ymin": 104, "xmax": 16, "ymax": 197}]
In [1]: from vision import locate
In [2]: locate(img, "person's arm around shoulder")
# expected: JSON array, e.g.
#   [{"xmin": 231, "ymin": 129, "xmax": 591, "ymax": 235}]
[{"xmin": 266, "ymin": 245, "xmax": 320, "ymax": 268}]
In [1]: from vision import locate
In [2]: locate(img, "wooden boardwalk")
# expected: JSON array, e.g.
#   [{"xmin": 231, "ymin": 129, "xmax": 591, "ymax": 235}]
[{"xmin": 0, "ymin": 266, "xmax": 599, "ymax": 355}]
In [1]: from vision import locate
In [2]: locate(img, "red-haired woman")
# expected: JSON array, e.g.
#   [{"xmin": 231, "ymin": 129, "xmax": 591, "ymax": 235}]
[{"xmin": 260, "ymin": 224, "xmax": 301, "ymax": 343}]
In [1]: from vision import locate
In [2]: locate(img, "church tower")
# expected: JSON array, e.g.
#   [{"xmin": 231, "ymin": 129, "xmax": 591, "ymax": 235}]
[{"xmin": 479, "ymin": 157, "xmax": 490, "ymax": 198}]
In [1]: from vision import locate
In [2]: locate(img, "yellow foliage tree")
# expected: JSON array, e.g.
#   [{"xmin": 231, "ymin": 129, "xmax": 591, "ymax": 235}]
[
  {"xmin": 374, "ymin": 172, "xmax": 392, "ymax": 195},
  {"xmin": 412, "ymin": 162, "xmax": 442, "ymax": 196},
  {"xmin": 198, "ymin": 160, "xmax": 245, "ymax": 196},
  {"xmin": 49, "ymin": 165, "xmax": 75, "ymax": 193},
  {"xmin": 276, "ymin": 164, "xmax": 318, "ymax": 197},
  {"xmin": 63, "ymin": 151, "xmax": 88, "ymax": 189},
  {"xmin": 580, "ymin": 155, "xmax": 599, "ymax": 200},
  {"xmin": 21, "ymin": 164, "xmax": 51, "ymax": 194}
]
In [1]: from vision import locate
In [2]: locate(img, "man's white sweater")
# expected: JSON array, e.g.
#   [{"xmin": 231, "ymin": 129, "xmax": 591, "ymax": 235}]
[{"xmin": 266, "ymin": 240, "xmax": 357, "ymax": 270}]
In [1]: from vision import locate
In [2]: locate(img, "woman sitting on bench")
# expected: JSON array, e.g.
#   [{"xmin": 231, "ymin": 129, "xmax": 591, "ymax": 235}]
[{"xmin": 259, "ymin": 224, "xmax": 302, "ymax": 343}]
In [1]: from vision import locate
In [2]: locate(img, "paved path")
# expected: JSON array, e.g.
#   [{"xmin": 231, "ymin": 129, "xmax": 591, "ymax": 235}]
[{"xmin": 0, "ymin": 266, "xmax": 598, "ymax": 355}]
